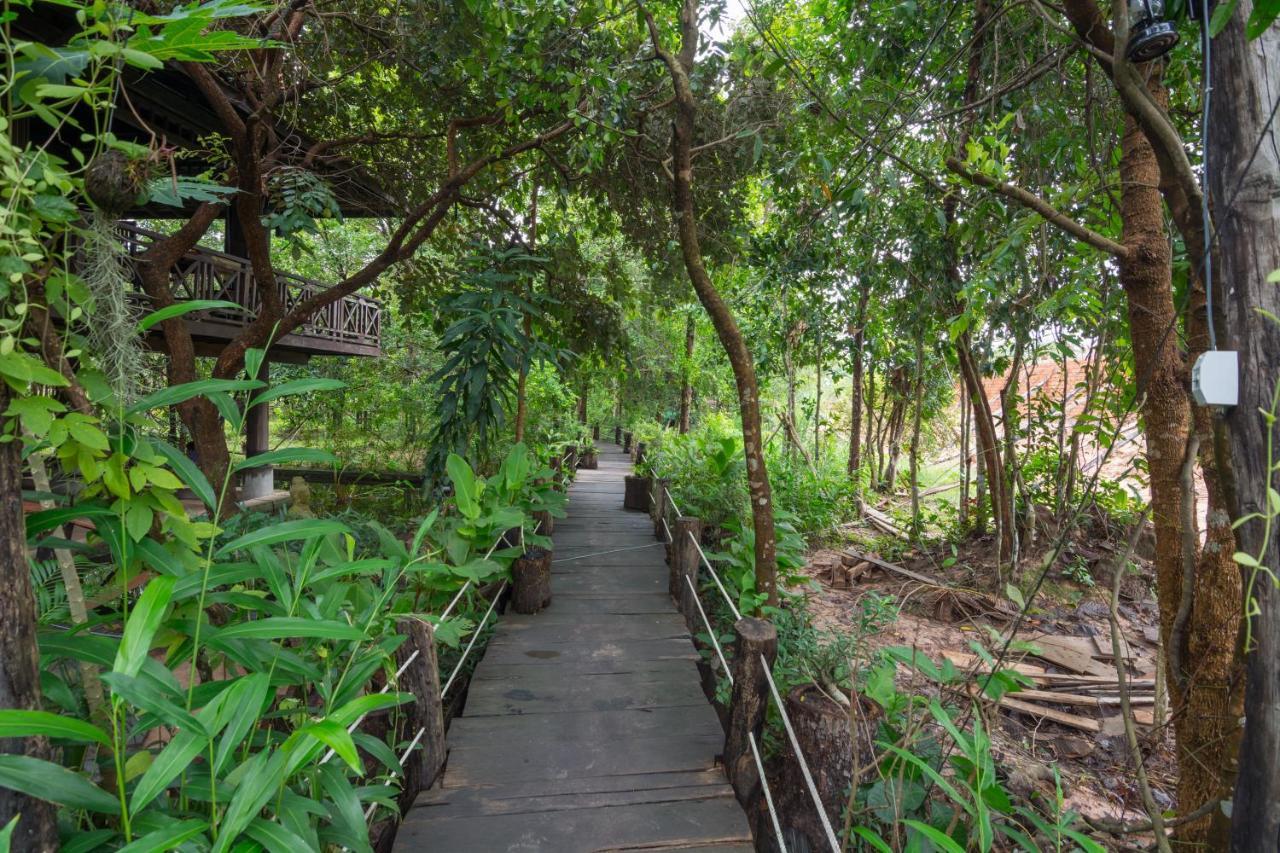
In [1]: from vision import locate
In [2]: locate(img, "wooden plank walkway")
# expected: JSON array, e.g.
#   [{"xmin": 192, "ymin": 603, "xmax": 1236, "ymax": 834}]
[{"xmin": 394, "ymin": 443, "xmax": 752, "ymax": 852}]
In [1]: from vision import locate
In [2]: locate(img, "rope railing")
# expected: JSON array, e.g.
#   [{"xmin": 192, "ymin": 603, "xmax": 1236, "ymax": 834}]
[
  {"xmin": 670, "ymin": 488, "xmax": 840, "ymax": 853},
  {"xmin": 441, "ymin": 580, "xmax": 507, "ymax": 696},
  {"xmin": 664, "ymin": 486, "xmax": 682, "ymax": 520},
  {"xmin": 680, "ymin": 557, "xmax": 787, "ymax": 853}
]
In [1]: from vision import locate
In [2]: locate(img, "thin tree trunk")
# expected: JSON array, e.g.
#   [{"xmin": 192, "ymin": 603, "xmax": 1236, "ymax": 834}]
[
  {"xmin": 847, "ymin": 289, "xmax": 869, "ymax": 497},
  {"xmin": 679, "ymin": 313, "xmax": 694, "ymax": 433},
  {"xmin": 1207, "ymin": 5, "xmax": 1280, "ymax": 846},
  {"xmin": 515, "ymin": 182, "xmax": 538, "ymax": 444},
  {"xmin": 0, "ymin": 387, "xmax": 58, "ymax": 850},
  {"xmin": 814, "ymin": 322, "xmax": 822, "ymax": 463},
  {"xmin": 644, "ymin": 0, "xmax": 778, "ymax": 604},
  {"xmin": 909, "ymin": 331, "xmax": 926, "ymax": 537},
  {"xmin": 960, "ymin": 379, "xmax": 971, "ymax": 528}
]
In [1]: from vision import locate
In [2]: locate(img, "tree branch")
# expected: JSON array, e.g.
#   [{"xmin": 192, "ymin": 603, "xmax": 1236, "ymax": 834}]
[{"xmin": 946, "ymin": 156, "xmax": 1130, "ymax": 259}]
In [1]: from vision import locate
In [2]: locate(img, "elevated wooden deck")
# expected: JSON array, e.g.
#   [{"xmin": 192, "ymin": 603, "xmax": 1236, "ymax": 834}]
[
  {"xmin": 394, "ymin": 444, "xmax": 752, "ymax": 852},
  {"xmin": 120, "ymin": 222, "xmax": 381, "ymax": 358}
]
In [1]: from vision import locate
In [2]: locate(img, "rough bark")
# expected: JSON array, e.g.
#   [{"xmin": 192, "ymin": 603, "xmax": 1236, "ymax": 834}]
[
  {"xmin": 847, "ymin": 289, "xmax": 869, "ymax": 501},
  {"xmin": 679, "ymin": 313, "xmax": 695, "ymax": 433},
  {"xmin": 644, "ymin": 0, "xmax": 778, "ymax": 606},
  {"xmin": 724, "ymin": 618, "xmax": 776, "ymax": 807},
  {"xmin": 0, "ymin": 387, "xmax": 59, "ymax": 851},
  {"xmin": 511, "ymin": 547, "xmax": 552, "ymax": 614},
  {"xmin": 1205, "ymin": 4, "xmax": 1280, "ymax": 847}
]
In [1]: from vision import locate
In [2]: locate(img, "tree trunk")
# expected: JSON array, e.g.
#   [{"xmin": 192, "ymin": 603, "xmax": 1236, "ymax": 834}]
[
  {"xmin": 515, "ymin": 183, "xmax": 538, "ymax": 445},
  {"xmin": 956, "ymin": 336, "xmax": 1011, "ymax": 563},
  {"xmin": 646, "ymin": 0, "xmax": 779, "ymax": 605},
  {"xmin": 960, "ymin": 378, "xmax": 971, "ymax": 527},
  {"xmin": 679, "ymin": 313, "xmax": 694, "ymax": 433},
  {"xmin": 1207, "ymin": 6, "xmax": 1280, "ymax": 846},
  {"xmin": 0, "ymin": 387, "xmax": 59, "ymax": 851},
  {"xmin": 847, "ymin": 289, "xmax": 869, "ymax": 498},
  {"xmin": 909, "ymin": 331, "xmax": 925, "ymax": 537},
  {"xmin": 814, "ymin": 322, "xmax": 822, "ymax": 463}
]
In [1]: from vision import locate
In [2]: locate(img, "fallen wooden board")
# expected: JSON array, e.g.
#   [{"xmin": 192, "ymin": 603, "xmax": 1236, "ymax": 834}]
[
  {"xmin": 842, "ymin": 549, "xmax": 942, "ymax": 587},
  {"xmin": 1009, "ymin": 688, "xmax": 1155, "ymax": 707},
  {"xmin": 941, "ymin": 651, "xmax": 1155, "ymax": 688},
  {"xmin": 969, "ymin": 687, "xmax": 1102, "ymax": 733},
  {"xmin": 1022, "ymin": 635, "xmax": 1115, "ymax": 677}
]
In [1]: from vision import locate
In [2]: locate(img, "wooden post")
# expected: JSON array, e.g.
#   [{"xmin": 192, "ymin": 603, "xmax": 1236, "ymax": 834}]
[
  {"xmin": 512, "ymin": 546, "xmax": 552, "ymax": 614},
  {"xmin": 670, "ymin": 516, "xmax": 702, "ymax": 605},
  {"xmin": 394, "ymin": 618, "xmax": 446, "ymax": 804},
  {"xmin": 724, "ymin": 617, "xmax": 777, "ymax": 807},
  {"xmin": 634, "ymin": 441, "xmax": 646, "ymax": 466},
  {"xmin": 614, "ymin": 425, "xmax": 622, "ymax": 445},
  {"xmin": 623, "ymin": 431, "xmax": 632, "ymax": 453},
  {"xmin": 623, "ymin": 475, "xmax": 651, "ymax": 512},
  {"xmin": 533, "ymin": 509, "xmax": 553, "ymax": 537},
  {"xmin": 593, "ymin": 424, "xmax": 600, "ymax": 440},
  {"xmin": 241, "ymin": 357, "xmax": 273, "ymax": 500},
  {"xmin": 652, "ymin": 477, "xmax": 669, "ymax": 541}
]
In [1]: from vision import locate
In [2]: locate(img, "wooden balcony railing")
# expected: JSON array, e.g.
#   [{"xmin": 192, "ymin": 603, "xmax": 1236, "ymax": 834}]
[{"xmin": 121, "ymin": 222, "xmax": 381, "ymax": 358}]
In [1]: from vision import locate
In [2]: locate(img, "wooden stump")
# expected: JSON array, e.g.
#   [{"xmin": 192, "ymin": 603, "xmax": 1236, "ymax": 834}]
[
  {"xmin": 593, "ymin": 424, "xmax": 601, "ymax": 440},
  {"xmin": 532, "ymin": 509, "xmax": 553, "ymax": 537},
  {"xmin": 614, "ymin": 425, "xmax": 622, "ymax": 445},
  {"xmin": 774, "ymin": 683, "xmax": 882, "ymax": 850},
  {"xmin": 394, "ymin": 618, "xmax": 446, "ymax": 806},
  {"xmin": 579, "ymin": 448, "xmax": 598, "ymax": 469},
  {"xmin": 623, "ymin": 475, "xmax": 651, "ymax": 512},
  {"xmin": 511, "ymin": 546, "xmax": 552, "ymax": 614},
  {"xmin": 651, "ymin": 477, "xmax": 669, "ymax": 540},
  {"xmin": 724, "ymin": 618, "xmax": 777, "ymax": 807},
  {"xmin": 672, "ymin": 517, "xmax": 703, "ymax": 635},
  {"xmin": 623, "ymin": 431, "xmax": 633, "ymax": 452},
  {"xmin": 634, "ymin": 441, "xmax": 646, "ymax": 466}
]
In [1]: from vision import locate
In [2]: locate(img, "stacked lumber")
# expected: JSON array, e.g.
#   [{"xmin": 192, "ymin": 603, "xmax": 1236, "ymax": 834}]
[{"xmin": 944, "ymin": 648, "xmax": 1159, "ymax": 735}]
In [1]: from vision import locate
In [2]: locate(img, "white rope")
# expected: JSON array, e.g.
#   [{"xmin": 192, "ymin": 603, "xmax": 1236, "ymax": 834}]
[
  {"xmin": 321, "ymin": 649, "xmax": 421, "ymax": 765},
  {"xmin": 684, "ymin": 573, "xmax": 732, "ymax": 682},
  {"xmin": 682, "ymin": 571, "xmax": 784, "ymax": 852},
  {"xmin": 761, "ymin": 655, "xmax": 841, "ymax": 853},
  {"xmin": 441, "ymin": 582, "xmax": 506, "ymax": 696},
  {"xmin": 749, "ymin": 730, "xmax": 787, "ymax": 852},
  {"xmin": 688, "ymin": 531, "xmax": 742, "ymax": 621},
  {"xmin": 439, "ymin": 581, "xmax": 471, "ymax": 622},
  {"xmin": 552, "ymin": 542, "xmax": 663, "ymax": 563},
  {"xmin": 363, "ymin": 724, "xmax": 428, "ymax": 820},
  {"xmin": 664, "ymin": 487, "xmax": 682, "ymax": 520},
  {"xmin": 661, "ymin": 517, "xmax": 673, "ymax": 545}
]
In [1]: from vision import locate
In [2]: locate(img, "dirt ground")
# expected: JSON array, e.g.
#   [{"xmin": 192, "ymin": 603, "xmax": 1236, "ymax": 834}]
[{"xmin": 792, "ymin": 521, "xmax": 1175, "ymax": 839}]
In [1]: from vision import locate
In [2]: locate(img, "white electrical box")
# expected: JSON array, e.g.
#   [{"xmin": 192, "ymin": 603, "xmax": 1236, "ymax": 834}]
[{"xmin": 1192, "ymin": 350, "xmax": 1239, "ymax": 407}]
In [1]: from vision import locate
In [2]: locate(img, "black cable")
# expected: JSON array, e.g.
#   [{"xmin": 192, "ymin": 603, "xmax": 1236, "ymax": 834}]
[{"xmin": 1200, "ymin": 0, "xmax": 1217, "ymax": 350}]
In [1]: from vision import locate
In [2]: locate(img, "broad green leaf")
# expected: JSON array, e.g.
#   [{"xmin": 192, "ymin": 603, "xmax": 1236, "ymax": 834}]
[
  {"xmin": 0, "ymin": 709, "xmax": 111, "ymax": 746},
  {"xmin": 136, "ymin": 300, "xmax": 240, "ymax": 333},
  {"xmin": 244, "ymin": 818, "xmax": 313, "ymax": 853},
  {"xmin": 126, "ymin": 379, "xmax": 263, "ymax": 417},
  {"xmin": 25, "ymin": 503, "xmax": 113, "ymax": 538},
  {"xmin": 113, "ymin": 577, "xmax": 175, "ymax": 677},
  {"xmin": 230, "ymin": 447, "xmax": 337, "ymax": 472},
  {"xmin": 115, "ymin": 819, "xmax": 208, "ymax": 853},
  {"xmin": 100, "ymin": 672, "xmax": 209, "ymax": 738},
  {"xmin": 212, "ymin": 673, "xmax": 271, "ymax": 775},
  {"xmin": 446, "ymin": 453, "xmax": 479, "ymax": 518},
  {"xmin": 293, "ymin": 719, "xmax": 362, "ymax": 773},
  {"xmin": 215, "ymin": 519, "xmax": 349, "ymax": 557},
  {"xmin": 153, "ymin": 439, "xmax": 217, "ymax": 511},
  {"xmin": 213, "ymin": 750, "xmax": 288, "ymax": 853},
  {"xmin": 213, "ymin": 617, "xmax": 365, "ymax": 642},
  {"xmin": 903, "ymin": 820, "xmax": 966, "ymax": 853},
  {"xmin": 249, "ymin": 378, "xmax": 345, "ymax": 405},
  {"xmin": 0, "ymin": 755, "xmax": 118, "ymax": 813}
]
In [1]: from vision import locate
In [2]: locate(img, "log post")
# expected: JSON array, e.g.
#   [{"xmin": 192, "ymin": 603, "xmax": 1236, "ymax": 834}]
[
  {"xmin": 652, "ymin": 477, "xmax": 670, "ymax": 541},
  {"xmin": 623, "ymin": 431, "xmax": 632, "ymax": 453},
  {"xmin": 724, "ymin": 617, "xmax": 777, "ymax": 807},
  {"xmin": 614, "ymin": 425, "xmax": 622, "ymax": 445},
  {"xmin": 623, "ymin": 475, "xmax": 651, "ymax": 512},
  {"xmin": 593, "ymin": 424, "xmax": 600, "ymax": 440},
  {"xmin": 670, "ymin": 516, "xmax": 702, "ymax": 604},
  {"xmin": 634, "ymin": 441, "xmax": 646, "ymax": 466},
  {"xmin": 394, "ymin": 618, "xmax": 446, "ymax": 805},
  {"xmin": 511, "ymin": 546, "xmax": 552, "ymax": 614},
  {"xmin": 533, "ymin": 509, "xmax": 553, "ymax": 537}
]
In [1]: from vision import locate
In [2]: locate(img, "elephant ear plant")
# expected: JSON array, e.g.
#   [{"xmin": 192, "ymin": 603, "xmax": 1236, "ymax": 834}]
[{"xmin": 0, "ymin": 354, "xmax": 534, "ymax": 849}]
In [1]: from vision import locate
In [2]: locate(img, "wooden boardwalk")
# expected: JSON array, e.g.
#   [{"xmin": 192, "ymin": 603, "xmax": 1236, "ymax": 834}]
[{"xmin": 394, "ymin": 443, "xmax": 752, "ymax": 851}]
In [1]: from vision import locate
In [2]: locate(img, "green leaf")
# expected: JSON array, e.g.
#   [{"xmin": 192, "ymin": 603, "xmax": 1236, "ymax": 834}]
[
  {"xmin": 25, "ymin": 503, "xmax": 113, "ymax": 538},
  {"xmin": 244, "ymin": 818, "xmax": 313, "ymax": 853},
  {"xmin": 213, "ymin": 750, "xmax": 288, "ymax": 853},
  {"xmin": 903, "ymin": 820, "xmax": 965, "ymax": 853},
  {"xmin": 100, "ymin": 672, "xmax": 209, "ymax": 738},
  {"xmin": 213, "ymin": 617, "xmax": 365, "ymax": 642},
  {"xmin": 294, "ymin": 719, "xmax": 362, "ymax": 773},
  {"xmin": 249, "ymin": 378, "xmax": 345, "ymax": 405},
  {"xmin": 113, "ymin": 576, "xmax": 175, "ymax": 677},
  {"xmin": 115, "ymin": 819, "xmax": 208, "ymax": 853},
  {"xmin": 211, "ymin": 673, "xmax": 270, "ymax": 775},
  {"xmin": 0, "ymin": 709, "xmax": 111, "ymax": 746},
  {"xmin": 230, "ymin": 447, "xmax": 337, "ymax": 473},
  {"xmin": 136, "ymin": 300, "xmax": 240, "ymax": 333},
  {"xmin": 215, "ymin": 519, "xmax": 349, "ymax": 557},
  {"xmin": 126, "ymin": 378, "xmax": 264, "ymax": 417},
  {"xmin": 153, "ymin": 439, "xmax": 217, "ymax": 511},
  {"xmin": 446, "ymin": 453, "xmax": 479, "ymax": 518},
  {"xmin": 0, "ymin": 755, "xmax": 118, "ymax": 813}
]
